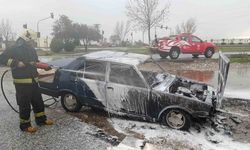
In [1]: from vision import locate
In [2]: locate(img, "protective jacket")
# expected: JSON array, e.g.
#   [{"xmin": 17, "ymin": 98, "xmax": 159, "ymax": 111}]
[{"xmin": 0, "ymin": 43, "xmax": 39, "ymax": 84}]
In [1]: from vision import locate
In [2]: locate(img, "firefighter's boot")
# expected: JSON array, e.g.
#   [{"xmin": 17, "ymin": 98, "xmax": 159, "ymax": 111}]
[
  {"xmin": 21, "ymin": 126, "xmax": 38, "ymax": 133},
  {"xmin": 37, "ymin": 119, "xmax": 54, "ymax": 126}
]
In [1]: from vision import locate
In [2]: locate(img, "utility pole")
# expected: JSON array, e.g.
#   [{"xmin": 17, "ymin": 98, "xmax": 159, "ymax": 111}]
[
  {"xmin": 102, "ymin": 30, "xmax": 104, "ymax": 43},
  {"xmin": 36, "ymin": 12, "xmax": 54, "ymax": 47}
]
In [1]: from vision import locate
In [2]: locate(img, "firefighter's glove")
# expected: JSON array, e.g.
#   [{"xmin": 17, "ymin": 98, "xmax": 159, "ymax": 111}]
[{"xmin": 45, "ymin": 65, "xmax": 52, "ymax": 71}]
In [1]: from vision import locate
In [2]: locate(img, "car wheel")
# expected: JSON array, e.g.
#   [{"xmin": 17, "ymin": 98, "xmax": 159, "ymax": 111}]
[
  {"xmin": 170, "ymin": 48, "xmax": 180, "ymax": 59},
  {"xmin": 192, "ymin": 54, "xmax": 199, "ymax": 58},
  {"xmin": 204, "ymin": 48, "xmax": 214, "ymax": 58},
  {"xmin": 61, "ymin": 93, "xmax": 82, "ymax": 112},
  {"xmin": 159, "ymin": 53, "xmax": 168, "ymax": 59},
  {"xmin": 162, "ymin": 109, "xmax": 191, "ymax": 130}
]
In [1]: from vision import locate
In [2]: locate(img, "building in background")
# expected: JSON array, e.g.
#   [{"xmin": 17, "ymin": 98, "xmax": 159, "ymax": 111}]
[{"xmin": 38, "ymin": 36, "xmax": 51, "ymax": 48}]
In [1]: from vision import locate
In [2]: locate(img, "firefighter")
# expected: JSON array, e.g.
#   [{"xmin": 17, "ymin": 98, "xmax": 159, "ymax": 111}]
[{"xmin": 0, "ymin": 30, "xmax": 54, "ymax": 133}]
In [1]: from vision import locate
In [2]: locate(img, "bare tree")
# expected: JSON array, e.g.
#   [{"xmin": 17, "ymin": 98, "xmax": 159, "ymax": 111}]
[
  {"xmin": 0, "ymin": 19, "xmax": 12, "ymax": 48},
  {"xmin": 126, "ymin": 0, "xmax": 170, "ymax": 44},
  {"xmin": 175, "ymin": 18, "xmax": 197, "ymax": 34},
  {"xmin": 175, "ymin": 25, "xmax": 181, "ymax": 34},
  {"xmin": 114, "ymin": 22, "xmax": 123, "ymax": 43},
  {"xmin": 111, "ymin": 21, "xmax": 131, "ymax": 45},
  {"xmin": 122, "ymin": 21, "xmax": 131, "ymax": 41}
]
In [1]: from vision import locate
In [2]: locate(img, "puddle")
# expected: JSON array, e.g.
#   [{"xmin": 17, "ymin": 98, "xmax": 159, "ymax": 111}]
[
  {"xmin": 225, "ymin": 66, "xmax": 250, "ymax": 100},
  {"xmin": 169, "ymin": 70, "xmax": 215, "ymax": 84},
  {"xmin": 170, "ymin": 67, "xmax": 250, "ymax": 100}
]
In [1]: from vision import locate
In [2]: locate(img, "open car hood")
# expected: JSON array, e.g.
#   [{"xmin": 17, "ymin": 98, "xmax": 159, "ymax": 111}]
[{"xmin": 217, "ymin": 52, "xmax": 230, "ymax": 107}]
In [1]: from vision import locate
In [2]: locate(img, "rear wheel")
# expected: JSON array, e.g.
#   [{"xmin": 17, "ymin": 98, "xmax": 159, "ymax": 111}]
[
  {"xmin": 61, "ymin": 93, "xmax": 82, "ymax": 112},
  {"xmin": 204, "ymin": 48, "xmax": 214, "ymax": 58},
  {"xmin": 162, "ymin": 109, "xmax": 191, "ymax": 130},
  {"xmin": 192, "ymin": 54, "xmax": 199, "ymax": 58},
  {"xmin": 170, "ymin": 48, "xmax": 180, "ymax": 59},
  {"xmin": 159, "ymin": 53, "xmax": 169, "ymax": 59}
]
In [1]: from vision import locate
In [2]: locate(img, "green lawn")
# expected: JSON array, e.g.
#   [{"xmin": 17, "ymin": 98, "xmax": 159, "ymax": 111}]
[
  {"xmin": 230, "ymin": 56, "xmax": 250, "ymax": 63},
  {"xmin": 35, "ymin": 45, "xmax": 250, "ymax": 57},
  {"xmin": 218, "ymin": 45, "xmax": 250, "ymax": 52}
]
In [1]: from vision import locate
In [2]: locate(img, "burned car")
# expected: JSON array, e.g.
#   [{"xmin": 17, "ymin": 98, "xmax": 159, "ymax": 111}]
[{"xmin": 38, "ymin": 51, "xmax": 230, "ymax": 130}]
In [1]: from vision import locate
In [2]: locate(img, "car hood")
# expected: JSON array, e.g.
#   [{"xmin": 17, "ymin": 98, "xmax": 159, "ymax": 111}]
[{"xmin": 217, "ymin": 52, "xmax": 230, "ymax": 106}]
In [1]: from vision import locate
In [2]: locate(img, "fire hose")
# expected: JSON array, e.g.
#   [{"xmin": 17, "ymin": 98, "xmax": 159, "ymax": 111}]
[{"xmin": 1, "ymin": 62, "xmax": 59, "ymax": 113}]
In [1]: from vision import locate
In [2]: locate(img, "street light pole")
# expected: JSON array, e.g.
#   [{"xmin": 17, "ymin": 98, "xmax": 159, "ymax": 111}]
[{"xmin": 36, "ymin": 12, "xmax": 54, "ymax": 47}]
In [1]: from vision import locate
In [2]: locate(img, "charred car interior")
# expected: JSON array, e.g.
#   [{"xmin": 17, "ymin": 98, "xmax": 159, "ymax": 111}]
[{"xmin": 38, "ymin": 51, "xmax": 230, "ymax": 130}]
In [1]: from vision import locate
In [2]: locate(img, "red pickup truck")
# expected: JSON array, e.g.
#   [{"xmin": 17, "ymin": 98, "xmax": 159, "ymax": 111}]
[{"xmin": 153, "ymin": 33, "xmax": 216, "ymax": 59}]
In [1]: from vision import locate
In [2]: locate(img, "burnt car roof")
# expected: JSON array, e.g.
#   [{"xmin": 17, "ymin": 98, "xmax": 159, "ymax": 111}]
[{"xmin": 82, "ymin": 51, "xmax": 150, "ymax": 66}]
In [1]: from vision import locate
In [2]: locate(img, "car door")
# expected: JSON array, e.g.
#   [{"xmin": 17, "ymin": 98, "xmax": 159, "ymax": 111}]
[
  {"xmin": 217, "ymin": 52, "xmax": 230, "ymax": 107},
  {"xmin": 106, "ymin": 63, "xmax": 150, "ymax": 116},
  {"xmin": 179, "ymin": 35, "xmax": 192, "ymax": 53},
  {"xmin": 190, "ymin": 36, "xmax": 204, "ymax": 53},
  {"xmin": 77, "ymin": 60, "xmax": 107, "ymax": 108}
]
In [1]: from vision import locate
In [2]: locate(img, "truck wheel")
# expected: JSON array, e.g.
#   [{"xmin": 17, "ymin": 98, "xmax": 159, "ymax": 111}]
[
  {"xmin": 61, "ymin": 93, "xmax": 82, "ymax": 112},
  {"xmin": 160, "ymin": 53, "xmax": 168, "ymax": 59},
  {"xmin": 162, "ymin": 109, "xmax": 191, "ymax": 130},
  {"xmin": 170, "ymin": 48, "xmax": 180, "ymax": 59},
  {"xmin": 192, "ymin": 54, "xmax": 199, "ymax": 58},
  {"xmin": 205, "ymin": 48, "xmax": 214, "ymax": 58}
]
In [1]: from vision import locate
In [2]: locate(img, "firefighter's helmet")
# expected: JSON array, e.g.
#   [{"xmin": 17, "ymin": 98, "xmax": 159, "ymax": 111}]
[{"xmin": 19, "ymin": 29, "xmax": 37, "ymax": 41}]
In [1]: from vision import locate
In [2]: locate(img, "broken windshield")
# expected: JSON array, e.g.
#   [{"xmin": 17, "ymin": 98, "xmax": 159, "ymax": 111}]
[{"xmin": 138, "ymin": 60, "xmax": 168, "ymax": 87}]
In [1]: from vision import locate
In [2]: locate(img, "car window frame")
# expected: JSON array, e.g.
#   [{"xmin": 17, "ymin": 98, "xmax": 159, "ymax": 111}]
[
  {"xmin": 107, "ymin": 62, "xmax": 149, "ymax": 89},
  {"xmin": 191, "ymin": 36, "xmax": 202, "ymax": 43},
  {"xmin": 82, "ymin": 59, "xmax": 107, "ymax": 82},
  {"xmin": 180, "ymin": 36, "xmax": 190, "ymax": 42}
]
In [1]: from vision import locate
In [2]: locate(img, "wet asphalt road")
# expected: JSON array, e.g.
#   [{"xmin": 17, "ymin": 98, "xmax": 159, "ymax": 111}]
[
  {"xmin": 1, "ymin": 50, "xmax": 249, "ymax": 150},
  {"xmin": 0, "ymin": 68, "xmax": 109, "ymax": 150}
]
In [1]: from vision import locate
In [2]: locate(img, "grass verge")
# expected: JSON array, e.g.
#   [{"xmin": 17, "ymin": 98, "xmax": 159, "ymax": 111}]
[
  {"xmin": 230, "ymin": 56, "xmax": 250, "ymax": 63},
  {"xmin": 218, "ymin": 45, "xmax": 250, "ymax": 52}
]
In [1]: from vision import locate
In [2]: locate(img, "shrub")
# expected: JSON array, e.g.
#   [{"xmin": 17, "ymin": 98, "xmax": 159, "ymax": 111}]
[
  {"xmin": 50, "ymin": 38, "xmax": 64, "ymax": 53},
  {"xmin": 64, "ymin": 41, "xmax": 76, "ymax": 52}
]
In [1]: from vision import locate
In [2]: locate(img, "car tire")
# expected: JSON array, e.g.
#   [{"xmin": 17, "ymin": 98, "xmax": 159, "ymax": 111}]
[
  {"xmin": 61, "ymin": 93, "xmax": 82, "ymax": 112},
  {"xmin": 160, "ymin": 53, "xmax": 168, "ymax": 59},
  {"xmin": 169, "ymin": 48, "xmax": 180, "ymax": 59},
  {"xmin": 192, "ymin": 54, "xmax": 199, "ymax": 58},
  {"xmin": 162, "ymin": 109, "xmax": 191, "ymax": 130},
  {"xmin": 204, "ymin": 48, "xmax": 214, "ymax": 58}
]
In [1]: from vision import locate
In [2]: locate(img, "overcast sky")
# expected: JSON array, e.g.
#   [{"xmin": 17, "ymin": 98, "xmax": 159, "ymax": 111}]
[{"xmin": 0, "ymin": 0, "xmax": 250, "ymax": 41}]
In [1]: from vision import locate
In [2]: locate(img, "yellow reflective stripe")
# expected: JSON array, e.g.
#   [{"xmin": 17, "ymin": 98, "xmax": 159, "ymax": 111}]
[
  {"xmin": 34, "ymin": 77, "xmax": 38, "ymax": 82},
  {"xmin": 20, "ymin": 118, "xmax": 31, "ymax": 124},
  {"xmin": 35, "ymin": 112, "xmax": 45, "ymax": 118},
  {"xmin": 7, "ymin": 59, "xmax": 13, "ymax": 66},
  {"xmin": 14, "ymin": 78, "xmax": 33, "ymax": 83},
  {"xmin": 13, "ymin": 77, "xmax": 38, "ymax": 84}
]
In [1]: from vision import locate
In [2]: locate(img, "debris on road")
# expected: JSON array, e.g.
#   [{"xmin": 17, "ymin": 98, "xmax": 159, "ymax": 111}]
[
  {"xmin": 205, "ymin": 130, "xmax": 222, "ymax": 144},
  {"xmin": 87, "ymin": 129, "xmax": 120, "ymax": 146},
  {"xmin": 107, "ymin": 136, "xmax": 145, "ymax": 150},
  {"xmin": 230, "ymin": 116, "xmax": 242, "ymax": 124}
]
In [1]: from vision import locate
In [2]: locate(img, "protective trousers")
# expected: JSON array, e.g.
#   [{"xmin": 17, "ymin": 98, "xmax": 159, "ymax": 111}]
[{"xmin": 15, "ymin": 82, "xmax": 47, "ymax": 130}]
